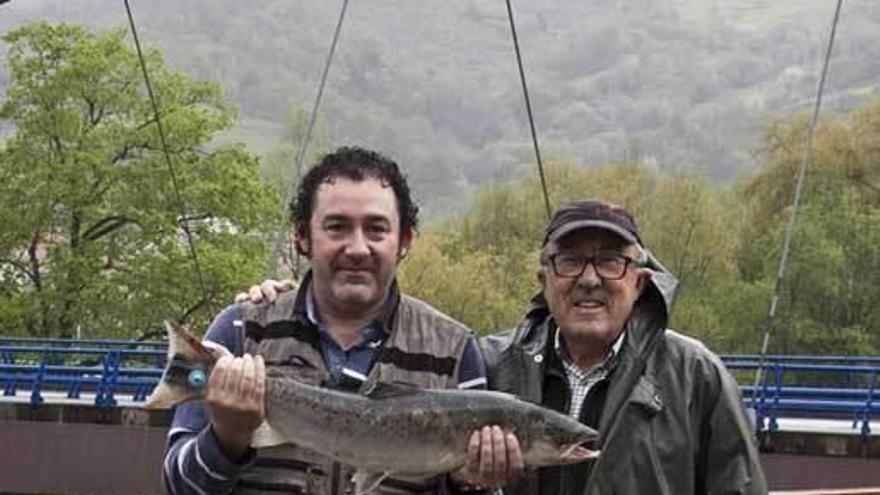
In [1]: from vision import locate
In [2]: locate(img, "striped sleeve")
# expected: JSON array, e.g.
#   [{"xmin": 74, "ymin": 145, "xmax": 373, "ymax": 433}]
[
  {"xmin": 164, "ymin": 421, "xmax": 255, "ymax": 495},
  {"xmin": 162, "ymin": 305, "xmax": 253, "ymax": 495}
]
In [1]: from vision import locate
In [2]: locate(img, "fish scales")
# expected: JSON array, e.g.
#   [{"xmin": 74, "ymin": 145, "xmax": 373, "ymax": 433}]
[
  {"xmin": 265, "ymin": 378, "xmax": 465, "ymax": 471},
  {"xmin": 264, "ymin": 377, "xmax": 568, "ymax": 472}
]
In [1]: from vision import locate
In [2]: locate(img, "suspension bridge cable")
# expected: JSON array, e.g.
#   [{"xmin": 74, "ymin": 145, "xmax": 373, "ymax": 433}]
[
  {"xmin": 266, "ymin": 0, "xmax": 350, "ymax": 279},
  {"xmin": 751, "ymin": 0, "xmax": 845, "ymax": 402},
  {"xmin": 504, "ymin": 0, "xmax": 552, "ymax": 220},
  {"xmin": 123, "ymin": 0, "xmax": 212, "ymax": 314}
]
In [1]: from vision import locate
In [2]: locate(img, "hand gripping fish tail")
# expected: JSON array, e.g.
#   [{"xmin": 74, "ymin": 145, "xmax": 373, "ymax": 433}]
[{"xmin": 144, "ymin": 320, "xmax": 230, "ymax": 409}]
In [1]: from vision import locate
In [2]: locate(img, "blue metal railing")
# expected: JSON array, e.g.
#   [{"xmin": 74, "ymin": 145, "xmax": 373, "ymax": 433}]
[
  {"xmin": 0, "ymin": 340, "xmax": 167, "ymax": 407},
  {"xmin": 0, "ymin": 336, "xmax": 167, "ymax": 347},
  {"xmin": 1, "ymin": 339, "xmax": 878, "ymax": 438},
  {"xmin": 724, "ymin": 356, "xmax": 879, "ymax": 437},
  {"xmin": 724, "ymin": 354, "xmax": 880, "ymax": 365}
]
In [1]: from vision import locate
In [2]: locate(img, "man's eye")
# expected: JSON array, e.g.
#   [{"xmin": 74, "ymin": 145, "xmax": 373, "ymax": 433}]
[
  {"xmin": 597, "ymin": 254, "xmax": 625, "ymax": 267},
  {"xmin": 556, "ymin": 255, "xmax": 582, "ymax": 269}
]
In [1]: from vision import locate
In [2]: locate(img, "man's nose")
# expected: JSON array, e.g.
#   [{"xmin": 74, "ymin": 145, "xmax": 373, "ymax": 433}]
[
  {"xmin": 345, "ymin": 228, "xmax": 370, "ymax": 257},
  {"xmin": 575, "ymin": 261, "xmax": 602, "ymax": 287}
]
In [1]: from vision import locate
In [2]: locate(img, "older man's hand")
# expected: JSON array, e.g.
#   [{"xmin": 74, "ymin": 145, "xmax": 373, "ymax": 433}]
[
  {"xmin": 234, "ymin": 279, "xmax": 298, "ymax": 304},
  {"xmin": 453, "ymin": 425, "xmax": 524, "ymax": 490}
]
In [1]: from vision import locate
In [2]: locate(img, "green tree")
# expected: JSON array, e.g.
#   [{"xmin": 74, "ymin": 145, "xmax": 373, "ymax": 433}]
[
  {"xmin": 0, "ymin": 22, "xmax": 280, "ymax": 338},
  {"xmin": 399, "ymin": 232, "xmax": 527, "ymax": 334},
  {"xmin": 735, "ymin": 190, "xmax": 880, "ymax": 356},
  {"xmin": 734, "ymin": 98, "xmax": 880, "ymax": 355}
]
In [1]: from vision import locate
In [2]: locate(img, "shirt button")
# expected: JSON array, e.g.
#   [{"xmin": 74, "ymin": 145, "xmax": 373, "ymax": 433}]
[{"xmin": 534, "ymin": 354, "xmax": 544, "ymax": 363}]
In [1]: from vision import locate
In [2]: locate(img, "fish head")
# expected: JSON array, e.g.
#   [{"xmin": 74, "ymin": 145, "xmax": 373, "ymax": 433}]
[
  {"xmin": 143, "ymin": 320, "xmax": 230, "ymax": 409},
  {"xmin": 525, "ymin": 409, "xmax": 600, "ymax": 466}
]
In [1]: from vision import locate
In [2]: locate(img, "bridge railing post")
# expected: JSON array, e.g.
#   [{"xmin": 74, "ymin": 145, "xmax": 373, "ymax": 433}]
[
  {"xmin": 30, "ymin": 350, "xmax": 46, "ymax": 406},
  {"xmin": 96, "ymin": 350, "xmax": 121, "ymax": 408},
  {"xmin": 1, "ymin": 373, "xmax": 13, "ymax": 397},
  {"xmin": 97, "ymin": 351, "xmax": 107, "ymax": 407},
  {"xmin": 862, "ymin": 368, "xmax": 877, "ymax": 438},
  {"xmin": 769, "ymin": 360, "xmax": 783, "ymax": 433},
  {"xmin": 67, "ymin": 365, "xmax": 83, "ymax": 399},
  {"xmin": 755, "ymin": 359, "xmax": 772, "ymax": 434},
  {"xmin": 1, "ymin": 361, "xmax": 18, "ymax": 397}
]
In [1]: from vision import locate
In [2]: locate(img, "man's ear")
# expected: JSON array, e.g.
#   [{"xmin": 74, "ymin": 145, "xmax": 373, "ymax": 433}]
[
  {"xmin": 294, "ymin": 221, "xmax": 310, "ymax": 257},
  {"xmin": 537, "ymin": 267, "xmax": 547, "ymax": 288},
  {"xmin": 635, "ymin": 268, "xmax": 653, "ymax": 295},
  {"xmin": 398, "ymin": 227, "xmax": 414, "ymax": 260}
]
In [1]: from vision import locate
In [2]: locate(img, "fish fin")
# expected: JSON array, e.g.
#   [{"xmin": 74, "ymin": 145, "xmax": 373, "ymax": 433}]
[
  {"xmin": 353, "ymin": 469, "xmax": 391, "ymax": 495},
  {"xmin": 142, "ymin": 379, "xmax": 187, "ymax": 410},
  {"xmin": 164, "ymin": 320, "xmax": 230, "ymax": 361},
  {"xmin": 250, "ymin": 421, "xmax": 288, "ymax": 449},
  {"xmin": 143, "ymin": 321, "xmax": 227, "ymax": 409},
  {"xmin": 363, "ymin": 380, "xmax": 420, "ymax": 399}
]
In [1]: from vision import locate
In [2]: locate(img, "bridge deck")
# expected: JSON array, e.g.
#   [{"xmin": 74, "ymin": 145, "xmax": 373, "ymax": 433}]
[{"xmin": 767, "ymin": 417, "xmax": 879, "ymax": 436}]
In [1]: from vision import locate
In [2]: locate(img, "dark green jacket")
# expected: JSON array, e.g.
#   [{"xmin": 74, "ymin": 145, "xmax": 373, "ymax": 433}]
[{"xmin": 480, "ymin": 258, "xmax": 767, "ymax": 495}]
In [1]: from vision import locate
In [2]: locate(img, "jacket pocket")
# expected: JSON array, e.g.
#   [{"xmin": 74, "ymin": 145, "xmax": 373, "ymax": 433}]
[{"xmin": 629, "ymin": 375, "xmax": 664, "ymax": 415}]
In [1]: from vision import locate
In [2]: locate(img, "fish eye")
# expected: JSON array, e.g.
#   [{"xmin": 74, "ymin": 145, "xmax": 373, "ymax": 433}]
[{"xmin": 188, "ymin": 369, "xmax": 207, "ymax": 389}]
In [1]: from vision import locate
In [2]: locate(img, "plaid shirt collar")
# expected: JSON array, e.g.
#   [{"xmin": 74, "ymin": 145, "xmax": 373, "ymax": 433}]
[{"xmin": 554, "ymin": 327, "xmax": 625, "ymax": 383}]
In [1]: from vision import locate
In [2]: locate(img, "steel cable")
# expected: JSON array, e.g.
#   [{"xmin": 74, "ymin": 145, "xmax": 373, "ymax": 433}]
[
  {"xmin": 123, "ymin": 0, "xmax": 212, "ymax": 317},
  {"xmin": 266, "ymin": 0, "xmax": 350, "ymax": 279},
  {"xmin": 504, "ymin": 0, "xmax": 552, "ymax": 220},
  {"xmin": 751, "ymin": 0, "xmax": 846, "ymax": 409}
]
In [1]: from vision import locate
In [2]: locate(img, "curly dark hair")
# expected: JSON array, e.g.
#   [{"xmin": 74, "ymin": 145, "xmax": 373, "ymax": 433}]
[{"xmin": 290, "ymin": 146, "xmax": 420, "ymax": 239}]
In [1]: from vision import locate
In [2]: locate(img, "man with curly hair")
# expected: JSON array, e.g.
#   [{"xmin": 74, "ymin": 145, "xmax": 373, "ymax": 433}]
[{"xmin": 162, "ymin": 147, "xmax": 516, "ymax": 495}]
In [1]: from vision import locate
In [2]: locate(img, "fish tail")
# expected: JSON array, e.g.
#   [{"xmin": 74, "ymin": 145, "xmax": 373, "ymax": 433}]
[{"xmin": 143, "ymin": 320, "xmax": 225, "ymax": 409}]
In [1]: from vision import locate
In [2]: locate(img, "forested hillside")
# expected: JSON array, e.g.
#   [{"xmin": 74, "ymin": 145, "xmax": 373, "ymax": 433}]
[
  {"xmin": 2, "ymin": 0, "xmax": 879, "ymax": 214},
  {"xmin": 1, "ymin": 3, "xmax": 878, "ymax": 354}
]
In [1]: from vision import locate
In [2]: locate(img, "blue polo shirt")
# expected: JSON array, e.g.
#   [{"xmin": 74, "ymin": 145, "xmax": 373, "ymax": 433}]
[{"xmin": 307, "ymin": 289, "xmax": 386, "ymax": 388}]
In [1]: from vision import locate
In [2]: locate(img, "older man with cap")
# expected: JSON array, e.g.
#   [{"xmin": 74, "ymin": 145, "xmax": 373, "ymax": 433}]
[{"xmin": 481, "ymin": 199, "xmax": 767, "ymax": 495}]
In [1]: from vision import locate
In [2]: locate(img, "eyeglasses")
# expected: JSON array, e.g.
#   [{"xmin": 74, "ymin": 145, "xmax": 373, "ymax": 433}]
[{"xmin": 543, "ymin": 252, "xmax": 645, "ymax": 280}]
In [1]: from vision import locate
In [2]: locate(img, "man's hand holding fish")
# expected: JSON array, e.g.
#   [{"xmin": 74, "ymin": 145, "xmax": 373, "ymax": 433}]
[{"xmin": 206, "ymin": 353, "xmax": 267, "ymax": 461}]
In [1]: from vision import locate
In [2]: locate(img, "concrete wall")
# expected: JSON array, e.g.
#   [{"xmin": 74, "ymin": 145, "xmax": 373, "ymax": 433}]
[
  {"xmin": 0, "ymin": 420, "xmax": 167, "ymax": 495},
  {"xmin": 2, "ymin": 401, "xmax": 880, "ymax": 494},
  {"xmin": 0, "ymin": 401, "xmax": 170, "ymax": 495}
]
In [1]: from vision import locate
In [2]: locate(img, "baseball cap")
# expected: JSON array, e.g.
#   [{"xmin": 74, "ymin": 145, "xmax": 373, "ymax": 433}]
[{"xmin": 543, "ymin": 200, "xmax": 643, "ymax": 247}]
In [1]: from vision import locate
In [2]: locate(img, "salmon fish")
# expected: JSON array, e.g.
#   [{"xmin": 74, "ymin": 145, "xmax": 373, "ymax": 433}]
[{"xmin": 146, "ymin": 321, "xmax": 599, "ymax": 494}]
